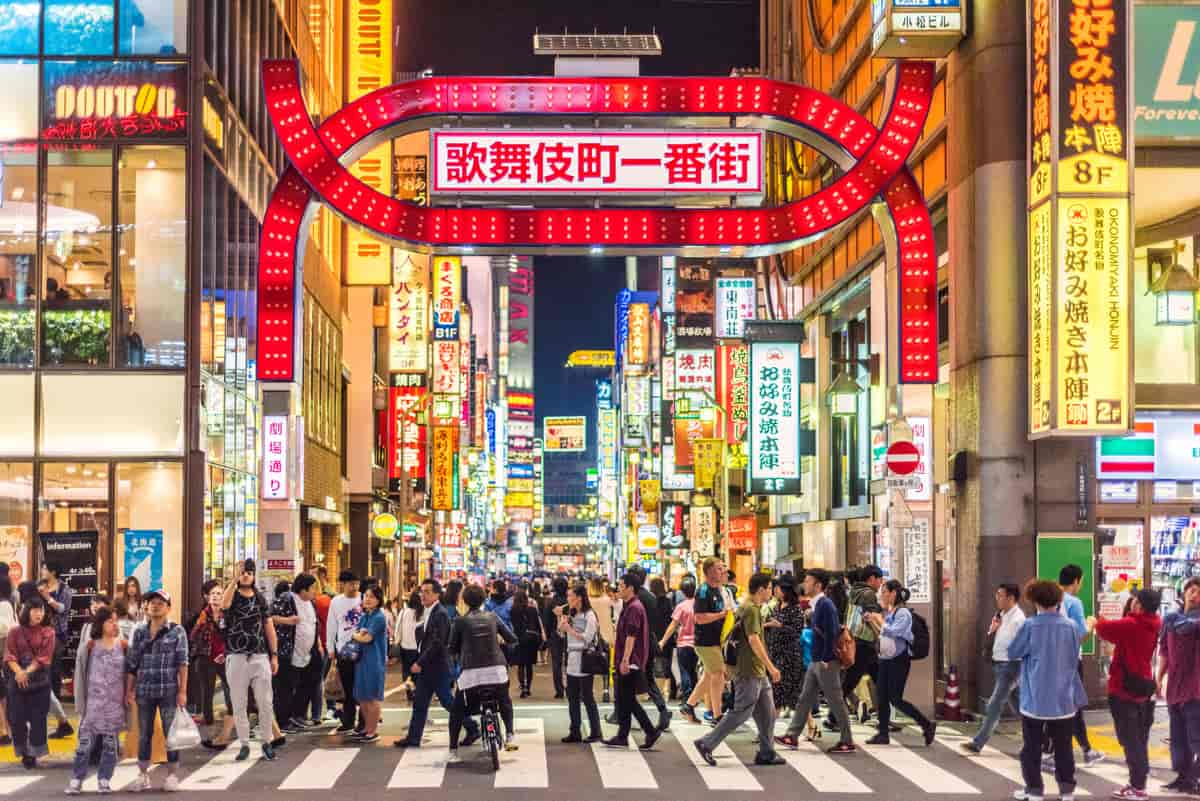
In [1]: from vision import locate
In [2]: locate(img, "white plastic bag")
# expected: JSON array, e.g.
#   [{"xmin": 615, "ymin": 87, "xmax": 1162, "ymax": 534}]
[{"xmin": 166, "ymin": 706, "xmax": 203, "ymax": 751}]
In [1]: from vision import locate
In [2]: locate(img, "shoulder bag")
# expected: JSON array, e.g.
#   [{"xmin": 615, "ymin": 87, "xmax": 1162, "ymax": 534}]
[
  {"xmin": 1119, "ymin": 644, "xmax": 1157, "ymax": 698},
  {"xmin": 581, "ymin": 614, "xmax": 611, "ymax": 676}
]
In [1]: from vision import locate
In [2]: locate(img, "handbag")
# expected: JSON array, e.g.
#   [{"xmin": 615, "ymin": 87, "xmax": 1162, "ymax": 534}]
[
  {"xmin": 581, "ymin": 629, "xmax": 610, "ymax": 676},
  {"xmin": 1119, "ymin": 645, "xmax": 1157, "ymax": 698},
  {"xmin": 323, "ymin": 662, "xmax": 344, "ymax": 701},
  {"xmin": 337, "ymin": 640, "xmax": 363, "ymax": 663}
]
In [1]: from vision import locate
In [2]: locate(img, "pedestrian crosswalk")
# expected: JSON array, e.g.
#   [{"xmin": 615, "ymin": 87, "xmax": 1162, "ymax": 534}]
[{"xmin": 1, "ymin": 717, "xmax": 1179, "ymax": 798}]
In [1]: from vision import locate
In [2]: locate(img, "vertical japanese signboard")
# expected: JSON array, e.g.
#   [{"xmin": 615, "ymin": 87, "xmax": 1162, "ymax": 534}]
[
  {"xmin": 389, "ymin": 251, "xmax": 428, "ymax": 373},
  {"xmin": 675, "ymin": 261, "xmax": 714, "ymax": 347},
  {"xmin": 344, "ymin": 0, "xmax": 393, "ymax": 285},
  {"xmin": 389, "ymin": 373, "xmax": 427, "ymax": 490},
  {"xmin": 433, "ymin": 256, "xmax": 461, "ymax": 340},
  {"xmin": 627, "ymin": 302, "xmax": 650, "ymax": 366},
  {"xmin": 716, "ymin": 343, "xmax": 750, "ymax": 442},
  {"xmin": 431, "ymin": 425, "xmax": 458, "ymax": 511},
  {"xmin": 1026, "ymin": 0, "xmax": 1132, "ymax": 437},
  {"xmin": 714, "ymin": 276, "xmax": 756, "ymax": 339},
  {"xmin": 749, "ymin": 341, "xmax": 801, "ymax": 494},
  {"xmin": 261, "ymin": 415, "xmax": 290, "ymax": 500}
]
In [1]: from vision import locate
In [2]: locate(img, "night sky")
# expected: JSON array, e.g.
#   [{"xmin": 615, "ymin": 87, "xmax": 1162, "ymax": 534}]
[{"xmin": 395, "ymin": 0, "xmax": 760, "ymax": 426}]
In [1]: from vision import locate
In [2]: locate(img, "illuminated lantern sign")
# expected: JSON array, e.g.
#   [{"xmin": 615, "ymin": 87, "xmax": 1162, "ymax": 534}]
[
  {"xmin": 1026, "ymin": 0, "xmax": 1132, "ymax": 436},
  {"xmin": 431, "ymin": 425, "xmax": 458, "ymax": 511},
  {"xmin": 43, "ymin": 61, "xmax": 188, "ymax": 140},
  {"xmin": 431, "ymin": 130, "xmax": 763, "ymax": 195},
  {"xmin": 749, "ymin": 341, "xmax": 801, "ymax": 494}
]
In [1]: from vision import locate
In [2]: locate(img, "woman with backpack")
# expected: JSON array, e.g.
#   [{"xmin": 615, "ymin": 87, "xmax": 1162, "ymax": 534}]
[
  {"xmin": 510, "ymin": 589, "xmax": 543, "ymax": 698},
  {"xmin": 866, "ymin": 579, "xmax": 936, "ymax": 746},
  {"xmin": 559, "ymin": 583, "xmax": 602, "ymax": 742}
]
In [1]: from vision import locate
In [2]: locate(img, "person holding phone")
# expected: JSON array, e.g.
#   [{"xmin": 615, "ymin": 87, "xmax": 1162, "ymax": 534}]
[
  {"xmin": 962, "ymin": 583, "xmax": 1026, "ymax": 753},
  {"xmin": 221, "ymin": 559, "xmax": 280, "ymax": 762}
]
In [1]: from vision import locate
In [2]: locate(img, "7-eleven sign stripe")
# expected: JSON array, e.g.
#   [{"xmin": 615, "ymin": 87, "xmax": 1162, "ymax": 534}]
[{"xmin": 1099, "ymin": 420, "xmax": 1155, "ymax": 476}]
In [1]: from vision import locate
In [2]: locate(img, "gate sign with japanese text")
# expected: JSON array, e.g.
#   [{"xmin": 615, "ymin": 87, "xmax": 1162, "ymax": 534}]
[
  {"xmin": 432, "ymin": 130, "xmax": 763, "ymax": 195},
  {"xmin": 749, "ymin": 341, "xmax": 801, "ymax": 494}
]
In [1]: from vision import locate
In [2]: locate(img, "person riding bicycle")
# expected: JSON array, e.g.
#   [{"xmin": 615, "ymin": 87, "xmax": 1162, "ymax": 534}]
[{"xmin": 447, "ymin": 583, "xmax": 518, "ymax": 761}]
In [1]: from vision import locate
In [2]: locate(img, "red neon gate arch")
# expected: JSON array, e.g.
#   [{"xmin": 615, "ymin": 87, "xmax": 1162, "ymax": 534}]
[{"xmin": 256, "ymin": 61, "xmax": 938, "ymax": 384}]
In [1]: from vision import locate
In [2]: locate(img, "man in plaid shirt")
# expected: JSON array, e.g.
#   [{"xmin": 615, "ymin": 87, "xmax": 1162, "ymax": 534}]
[{"xmin": 125, "ymin": 589, "xmax": 189, "ymax": 793}]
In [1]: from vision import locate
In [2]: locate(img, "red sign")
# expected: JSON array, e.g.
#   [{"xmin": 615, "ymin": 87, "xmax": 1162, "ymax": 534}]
[
  {"xmin": 389, "ymin": 382, "xmax": 428, "ymax": 483},
  {"xmin": 726, "ymin": 515, "xmax": 757, "ymax": 551},
  {"xmin": 439, "ymin": 524, "xmax": 463, "ymax": 549},
  {"xmin": 885, "ymin": 440, "xmax": 921, "ymax": 476},
  {"xmin": 715, "ymin": 343, "xmax": 749, "ymax": 442},
  {"xmin": 266, "ymin": 559, "xmax": 295, "ymax": 571},
  {"xmin": 431, "ymin": 130, "xmax": 763, "ymax": 194}
]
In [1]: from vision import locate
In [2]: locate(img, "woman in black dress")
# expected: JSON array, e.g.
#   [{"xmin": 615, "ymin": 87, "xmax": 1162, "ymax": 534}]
[
  {"xmin": 765, "ymin": 575, "xmax": 806, "ymax": 713},
  {"xmin": 510, "ymin": 589, "xmax": 543, "ymax": 698}
]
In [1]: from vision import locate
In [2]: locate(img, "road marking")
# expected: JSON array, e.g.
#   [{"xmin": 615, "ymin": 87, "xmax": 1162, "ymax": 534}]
[
  {"xmin": 279, "ymin": 747, "xmax": 359, "ymax": 790},
  {"xmin": 389, "ymin": 730, "xmax": 451, "ymax": 788},
  {"xmin": 178, "ymin": 743, "xmax": 261, "ymax": 790},
  {"xmin": 859, "ymin": 738, "xmax": 981, "ymax": 794},
  {"xmin": 1079, "ymin": 758, "xmax": 1189, "ymax": 797},
  {"xmin": 780, "ymin": 739, "xmax": 871, "ymax": 793},
  {"xmin": 591, "ymin": 740, "xmax": 658, "ymax": 789},
  {"xmin": 674, "ymin": 723, "xmax": 764, "ymax": 791},
  {"xmin": 81, "ymin": 760, "xmax": 148, "ymax": 793},
  {"xmin": 496, "ymin": 717, "xmax": 548, "ymax": 788},
  {"xmin": 0, "ymin": 776, "xmax": 42, "ymax": 794},
  {"xmin": 935, "ymin": 734, "xmax": 1090, "ymax": 796}
]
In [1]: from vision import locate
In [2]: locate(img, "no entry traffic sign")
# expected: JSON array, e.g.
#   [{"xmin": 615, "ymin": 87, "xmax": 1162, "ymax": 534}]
[{"xmin": 885, "ymin": 440, "xmax": 921, "ymax": 476}]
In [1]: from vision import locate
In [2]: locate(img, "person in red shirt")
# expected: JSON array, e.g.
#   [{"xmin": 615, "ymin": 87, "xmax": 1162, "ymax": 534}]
[
  {"xmin": 310, "ymin": 582, "xmax": 334, "ymax": 724},
  {"xmin": 1094, "ymin": 588, "xmax": 1162, "ymax": 801},
  {"xmin": 602, "ymin": 573, "xmax": 661, "ymax": 751}
]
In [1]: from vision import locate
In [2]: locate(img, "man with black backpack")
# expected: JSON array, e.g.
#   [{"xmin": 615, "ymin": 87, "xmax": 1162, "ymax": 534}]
[{"xmin": 694, "ymin": 573, "xmax": 785, "ymax": 767}]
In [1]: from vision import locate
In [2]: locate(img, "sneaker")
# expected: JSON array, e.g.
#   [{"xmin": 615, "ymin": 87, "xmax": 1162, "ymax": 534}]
[
  {"xmin": 681, "ymin": 704, "xmax": 701, "ymax": 725},
  {"xmin": 694, "ymin": 739, "xmax": 717, "ymax": 766},
  {"xmin": 774, "ymin": 734, "xmax": 799, "ymax": 749},
  {"xmin": 639, "ymin": 729, "xmax": 661, "ymax": 751},
  {"xmin": 461, "ymin": 730, "xmax": 481, "ymax": 748},
  {"xmin": 505, "ymin": 734, "xmax": 518, "ymax": 751},
  {"xmin": 445, "ymin": 750, "xmax": 460, "ymax": 764},
  {"xmin": 1111, "ymin": 786, "xmax": 1149, "ymax": 801},
  {"xmin": 828, "ymin": 742, "xmax": 857, "ymax": 754},
  {"xmin": 163, "ymin": 774, "xmax": 180, "ymax": 793},
  {"xmin": 235, "ymin": 745, "xmax": 251, "ymax": 761},
  {"xmin": 754, "ymin": 754, "xmax": 787, "ymax": 766},
  {"xmin": 1013, "ymin": 792, "xmax": 1044, "ymax": 801},
  {"xmin": 131, "ymin": 773, "xmax": 152, "ymax": 793},
  {"xmin": 65, "ymin": 780, "xmax": 83, "ymax": 795},
  {"xmin": 961, "ymin": 741, "xmax": 983, "ymax": 754},
  {"xmin": 1083, "ymin": 749, "xmax": 1105, "ymax": 767},
  {"xmin": 601, "ymin": 736, "xmax": 629, "ymax": 748},
  {"xmin": 262, "ymin": 742, "xmax": 277, "ymax": 761},
  {"xmin": 865, "ymin": 734, "xmax": 890, "ymax": 745},
  {"xmin": 50, "ymin": 721, "xmax": 74, "ymax": 739},
  {"xmin": 1061, "ymin": 795, "xmax": 1075, "ymax": 801},
  {"xmin": 1163, "ymin": 776, "xmax": 1188, "ymax": 791},
  {"xmin": 923, "ymin": 722, "xmax": 937, "ymax": 746},
  {"xmin": 335, "ymin": 723, "xmax": 355, "ymax": 733},
  {"xmin": 703, "ymin": 710, "xmax": 715, "ymax": 723},
  {"xmin": 96, "ymin": 780, "xmax": 112, "ymax": 794},
  {"xmin": 358, "ymin": 734, "xmax": 380, "ymax": 744},
  {"xmin": 561, "ymin": 733, "xmax": 583, "ymax": 743}
]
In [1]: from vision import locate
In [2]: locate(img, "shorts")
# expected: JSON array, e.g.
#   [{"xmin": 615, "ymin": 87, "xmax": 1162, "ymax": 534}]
[{"xmin": 696, "ymin": 645, "xmax": 724, "ymax": 675}]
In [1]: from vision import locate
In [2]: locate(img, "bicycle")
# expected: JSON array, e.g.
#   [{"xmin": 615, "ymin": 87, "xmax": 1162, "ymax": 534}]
[{"xmin": 474, "ymin": 686, "xmax": 503, "ymax": 772}]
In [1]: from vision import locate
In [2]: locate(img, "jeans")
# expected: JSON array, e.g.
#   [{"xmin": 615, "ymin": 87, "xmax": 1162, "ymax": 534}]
[
  {"xmin": 73, "ymin": 730, "xmax": 119, "ymax": 782},
  {"xmin": 7, "ymin": 683, "xmax": 50, "ymax": 758},
  {"xmin": 787, "ymin": 661, "xmax": 852, "ymax": 745},
  {"xmin": 676, "ymin": 646, "xmax": 698, "ymax": 701},
  {"xmin": 337, "ymin": 658, "xmax": 360, "ymax": 729},
  {"xmin": 137, "ymin": 696, "xmax": 179, "ymax": 770},
  {"xmin": 309, "ymin": 655, "xmax": 329, "ymax": 720},
  {"xmin": 407, "ymin": 670, "xmax": 477, "ymax": 744},
  {"xmin": 699, "ymin": 675, "xmax": 778, "ymax": 760},
  {"xmin": 517, "ymin": 662, "xmax": 535, "ymax": 692},
  {"xmin": 615, "ymin": 668, "xmax": 655, "ymax": 740},
  {"xmin": 449, "ymin": 685, "xmax": 512, "ymax": 749},
  {"xmin": 1110, "ymin": 696, "xmax": 1154, "ymax": 790},
  {"xmin": 1168, "ymin": 700, "xmax": 1200, "ymax": 780},
  {"xmin": 566, "ymin": 674, "xmax": 601, "ymax": 737},
  {"xmin": 971, "ymin": 660, "xmax": 1021, "ymax": 749},
  {"xmin": 1021, "ymin": 715, "xmax": 1075, "ymax": 795},
  {"xmin": 876, "ymin": 654, "xmax": 931, "ymax": 736},
  {"xmin": 225, "ymin": 653, "xmax": 274, "ymax": 746}
]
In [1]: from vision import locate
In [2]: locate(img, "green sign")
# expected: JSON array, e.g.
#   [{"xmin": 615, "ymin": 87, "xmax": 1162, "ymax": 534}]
[
  {"xmin": 1036, "ymin": 533, "xmax": 1096, "ymax": 656},
  {"xmin": 1136, "ymin": 5, "xmax": 1200, "ymax": 140}
]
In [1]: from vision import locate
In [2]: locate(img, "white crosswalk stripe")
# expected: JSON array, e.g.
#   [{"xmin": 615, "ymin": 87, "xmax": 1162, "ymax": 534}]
[
  {"xmin": 0, "ymin": 775, "xmax": 43, "ymax": 794},
  {"xmin": 674, "ymin": 721, "xmax": 764, "ymax": 791},
  {"xmin": 81, "ymin": 759, "xmax": 151, "ymax": 793},
  {"xmin": 934, "ymin": 733, "xmax": 1091, "ymax": 797},
  {"xmin": 279, "ymin": 747, "xmax": 359, "ymax": 790},
  {"xmin": 1079, "ymin": 757, "xmax": 1191, "ymax": 798},
  {"xmin": 591, "ymin": 740, "xmax": 658, "ymax": 789},
  {"xmin": 858, "ymin": 738, "xmax": 982, "ymax": 794},
  {"xmin": 389, "ymin": 729, "xmax": 451, "ymax": 787},
  {"xmin": 178, "ymin": 742, "xmax": 262, "ymax": 790},
  {"xmin": 496, "ymin": 717, "xmax": 549, "ymax": 787},
  {"xmin": 780, "ymin": 738, "xmax": 872, "ymax": 793}
]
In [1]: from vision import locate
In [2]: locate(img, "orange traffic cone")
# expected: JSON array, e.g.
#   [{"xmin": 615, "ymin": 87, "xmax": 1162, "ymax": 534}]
[{"xmin": 942, "ymin": 664, "xmax": 963, "ymax": 721}]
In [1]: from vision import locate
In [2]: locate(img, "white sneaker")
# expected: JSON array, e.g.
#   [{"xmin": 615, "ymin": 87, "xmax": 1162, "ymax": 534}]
[
  {"xmin": 445, "ymin": 749, "xmax": 460, "ymax": 764},
  {"xmin": 64, "ymin": 780, "xmax": 82, "ymax": 795},
  {"xmin": 505, "ymin": 733, "xmax": 519, "ymax": 751},
  {"xmin": 163, "ymin": 774, "xmax": 180, "ymax": 793},
  {"xmin": 1083, "ymin": 749, "xmax": 1105, "ymax": 767},
  {"xmin": 131, "ymin": 773, "xmax": 152, "ymax": 793},
  {"xmin": 96, "ymin": 780, "xmax": 112, "ymax": 795},
  {"xmin": 1014, "ymin": 791, "xmax": 1045, "ymax": 801}
]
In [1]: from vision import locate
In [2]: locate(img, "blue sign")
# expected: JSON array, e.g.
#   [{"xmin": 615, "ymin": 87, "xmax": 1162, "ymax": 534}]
[
  {"xmin": 124, "ymin": 529, "xmax": 163, "ymax": 592},
  {"xmin": 508, "ymin": 463, "xmax": 534, "ymax": 480},
  {"xmin": 486, "ymin": 409, "xmax": 496, "ymax": 454},
  {"xmin": 596, "ymin": 379, "xmax": 613, "ymax": 410}
]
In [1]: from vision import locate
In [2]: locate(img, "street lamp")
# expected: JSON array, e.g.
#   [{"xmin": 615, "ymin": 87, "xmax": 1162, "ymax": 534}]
[{"xmin": 826, "ymin": 369, "xmax": 864, "ymax": 417}]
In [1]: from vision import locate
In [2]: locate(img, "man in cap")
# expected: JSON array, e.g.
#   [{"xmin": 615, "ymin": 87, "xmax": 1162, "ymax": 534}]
[{"xmin": 125, "ymin": 589, "xmax": 189, "ymax": 792}]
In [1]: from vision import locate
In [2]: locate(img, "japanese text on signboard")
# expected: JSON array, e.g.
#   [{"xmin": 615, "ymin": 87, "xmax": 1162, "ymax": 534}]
[
  {"xmin": 749, "ymin": 342, "xmax": 801, "ymax": 493},
  {"xmin": 261, "ymin": 415, "xmax": 289, "ymax": 500}
]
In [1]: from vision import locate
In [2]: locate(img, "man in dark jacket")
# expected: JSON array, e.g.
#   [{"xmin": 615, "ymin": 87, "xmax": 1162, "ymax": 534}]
[
  {"xmin": 394, "ymin": 579, "xmax": 479, "ymax": 748},
  {"xmin": 542, "ymin": 577, "xmax": 570, "ymax": 698},
  {"xmin": 829, "ymin": 565, "xmax": 883, "ymax": 729}
]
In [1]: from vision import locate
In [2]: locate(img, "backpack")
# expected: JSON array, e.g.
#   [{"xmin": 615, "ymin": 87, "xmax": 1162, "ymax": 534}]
[
  {"xmin": 833, "ymin": 625, "xmax": 857, "ymax": 667},
  {"xmin": 909, "ymin": 610, "xmax": 930, "ymax": 660},
  {"xmin": 723, "ymin": 617, "xmax": 745, "ymax": 667}
]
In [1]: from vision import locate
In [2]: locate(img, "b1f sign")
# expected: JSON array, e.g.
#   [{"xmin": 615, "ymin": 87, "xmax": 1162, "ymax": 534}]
[{"xmin": 431, "ymin": 130, "xmax": 763, "ymax": 195}]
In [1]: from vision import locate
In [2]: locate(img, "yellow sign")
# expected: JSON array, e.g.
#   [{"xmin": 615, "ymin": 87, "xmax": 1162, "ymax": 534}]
[
  {"xmin": 345, "ymin": 0, "xmax": 393, "ymax": 286},
  {"xmin": 566, "ymin": 349, "xmax": 616, "ymax": 368},
  {"xmin": 639, "ymin": 479, "xmax": 661, "ymax": 513},
  {"xmin": 371, "ymin": 512, "xmax": 399, "ymax": 539},
  {"xmin": 627, "ymin": 303, "xmax": 650, "ymax": 366},
  {"xmin": 1028, "ymin": 203, "xmax": 1053, "ymax": 435},
  {"xmin": 507, "ymin": 478, "xmax": 534, "ymax": 493},
  {"xmin": 431, "ymin": 426, "xmax": 457, "ymax": 511},
  {"xmin": 505, "ymin": 492, "xmax": 535, "ymax": 509},
  {"xmin": 1053, "ymin": 197, "xmax": 1130, "ymax": 433},
  {"xmin": 694, "ymin": 438, "xmax": 725, "ymax": 490}
]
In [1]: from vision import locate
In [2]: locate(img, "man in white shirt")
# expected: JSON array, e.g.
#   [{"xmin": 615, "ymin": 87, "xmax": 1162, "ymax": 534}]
[
  {"xmin": 283, "ymin": 574, "xmax": 321, "ymax": 730},
  {"xmin": 962, "ymin": 583, "xmax": 1027, "ymax": 753},
  {"xmin": 326, "ymin": 570, "xmax": 364, "ymax": 733}
]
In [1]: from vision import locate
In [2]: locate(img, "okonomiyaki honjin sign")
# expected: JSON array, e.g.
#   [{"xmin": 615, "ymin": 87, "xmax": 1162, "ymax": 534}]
[
  {"xmin": 749, "ymin": 341, "xmax": 801, "ymax": 494},
  {"xmin": 256, "ymin": 61, "xmax": 939, "ymax": 388}
]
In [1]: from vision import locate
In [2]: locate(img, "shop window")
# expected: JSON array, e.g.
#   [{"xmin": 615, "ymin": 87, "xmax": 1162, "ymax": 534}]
[
  {"xmin": 0, "ymin": 462, "xmax": 34, "ymax": 583},
  {"xmin": 0, "ymin": 374, "xmax": 34, "ymax": 455},
  {"xmin": 0, "ymin": 145, "xmax": 37, "ymax": 367},
  {"xmin": 116, "ymin": 461, "xmax": 182, "ymax": 613},
  {"xmin": 0, "ymin": 62, "xmax": 38, "ymax": 142},
  {"xmin": 41, "ymin": 372, "xmax": 184, "ymax": 456},
  {"xmin": 119, "ymin": 0, "xmax": 188, "ymax": 55},
  {"xmin": 1134, "ymin": 240, "xmax": 1199, "ymax": 384},
  {"xmin": 38, "ymin": 462, "xmax": 111, "ymax": 588},
  {"xmin": 117, "ymin": 146, "xmax": 186, "ymax": 367},
  {"xmin": 45, "ymin": 0, "xmax": 115, "ymax": 55},
  {"xmin": 0, "ymin": 2, "xmax": 40, "ymax": 55},
  {"xmin": 42, "ymin": 147, "xmax": 113, "ymax": 366}
]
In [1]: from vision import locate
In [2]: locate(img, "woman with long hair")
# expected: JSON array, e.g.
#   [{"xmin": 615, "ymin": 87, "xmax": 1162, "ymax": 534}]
[
  {"xmin": 866, "ymin": 579, "xmax": 935, "ymax": 745},
  {"xmin": 4, "ymin": 596, "xmax": 55, "ymax": 768},
  {"xmin": 587, "ymin": 577, "xmax": 615, "ymax": 703},
  {"xmin": 559, "ymin": 583, "xmax": 601, "ymax": 742},
  {"xmin": 122, "ymin": 575, "xmax": 145, "ymax": 624},
  {"xmin": 66, "ymin": 606, "xmax": 127, "ymax": 794},
  {"xmin": 510, "ymin": 589, "xmax": 543, "ymax": 698},
  {"xmin": 764, "ymin": 575, "xmax": 806, "ymax": 713},
  {"xmin": 112, "ymin": 597, "xmax": 138, "ymax": 642},
  {"xmin": 649, "ymin": 577, "xmax": 675, "ymax": 699},
  {"xmin": 396, "ymin": 590, "xmax": 422, "ymax": 696},
  {"xmin": 350, "ymin": 585, "xmax": 388, "ymax": 743}
]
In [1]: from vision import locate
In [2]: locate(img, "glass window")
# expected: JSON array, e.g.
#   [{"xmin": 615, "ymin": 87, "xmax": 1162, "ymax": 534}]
[
  {"xmin": 0, "ymin": 374, "xmax": 34, "ymax": 455},
  {"xmin": 0, "ymin": 462, "xmax": 34, "ymax": 582},
  {"xmin": 119, "ymin": 0, "xmax": 188, "ymax": 54},
  {"xmin": 43, "ymin": 147, "xmax": 113, "ymax": 366},
  {"xmin": 116, "ymin": 461, "xmax": 183, "ymax": 611},
  {"xmin": 0, "ymin": 62, "xmax": 38, "ymax": 143},
  {"xmin": 0, "ymin": 2, "xmax": 40, "ymax": 56},
  {"xmin": 117, "ymin": 146, "xmax": 186, "ymax": 367},
  {"xmin": 45, "ymin": 0, "xmax": 116, "ymax": 55},
  {"xmin": 41, "ymin": 372, "xmax": 184, "ymax": 456},
  {"xmin": 0, "ymin": 145, "xmax": 37, "ymax": 367},
  {"xmin": 38, "ymin": 462, "xmax": 111, "ymax": 587}
]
